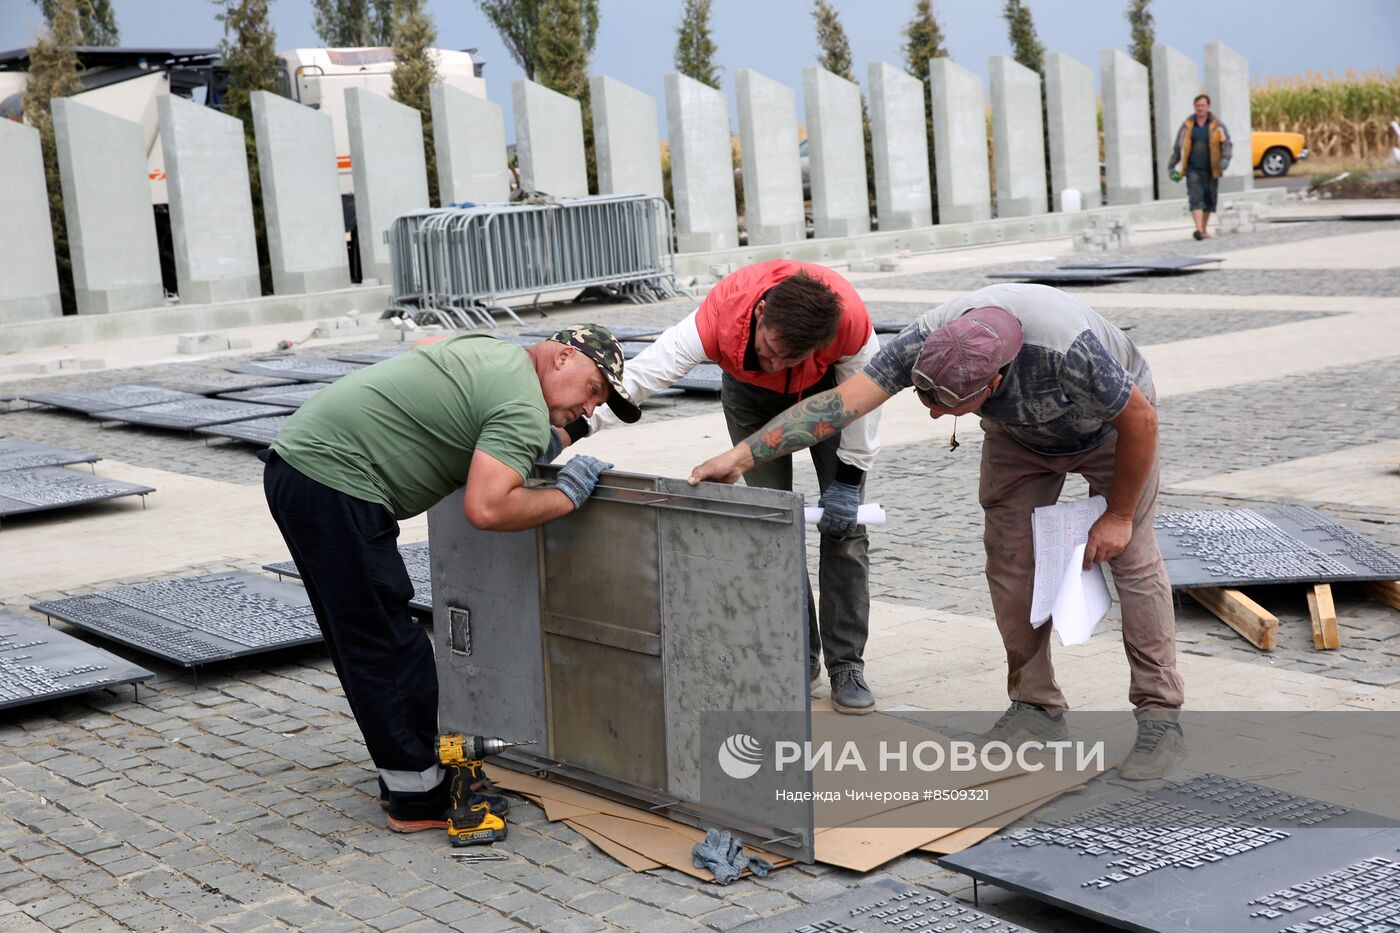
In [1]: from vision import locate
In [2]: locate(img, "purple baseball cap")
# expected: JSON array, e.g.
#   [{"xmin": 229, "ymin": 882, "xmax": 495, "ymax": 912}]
[{"xmin": 911, "ymin": 306, "xmax": 1023, "ymax": 406}]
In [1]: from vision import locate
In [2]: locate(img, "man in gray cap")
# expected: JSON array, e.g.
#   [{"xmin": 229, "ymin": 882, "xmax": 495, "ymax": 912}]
[{"xmin": 690, "ymin": 284, "xmax": 1185, "ymax": 780}]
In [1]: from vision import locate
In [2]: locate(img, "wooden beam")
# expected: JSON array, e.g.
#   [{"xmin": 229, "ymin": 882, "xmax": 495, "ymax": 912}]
[
  {"xmin": 1187, "ymin": 587, "xmax": 1278, "ymax": 651},
  {"xmin": 1367, "ymin": 580, "xmax": 1400, "ymax": 611},
  {"xmin": 1307, "ymin": 583, "xmax": 1341, "ymax": 650}
]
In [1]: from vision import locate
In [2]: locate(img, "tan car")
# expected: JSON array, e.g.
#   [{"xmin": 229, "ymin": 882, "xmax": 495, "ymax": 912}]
[{"xmin": 1254, "ymin": 131, "xmax": 1309, "ymax": 177}]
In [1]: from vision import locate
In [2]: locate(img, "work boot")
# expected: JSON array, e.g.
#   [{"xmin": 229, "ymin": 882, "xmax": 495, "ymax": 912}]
[
  {"xmin": 979, "ymin": 701, "xmax": 1069, "ymax": 746},
  {"xmin": 386, "ymin": 781, "xmax": 450, "ymax": 834},
  {"xmin": 809, "ymin": 656, "xmax": 822, "ymax": 693},
  {"xmin": 830, "ymin": 669, "xmax": 875, "ymax": 715},
  {"xmin": 1118, "ymin": 720, "xmax": 1187, "ymax": 782}
]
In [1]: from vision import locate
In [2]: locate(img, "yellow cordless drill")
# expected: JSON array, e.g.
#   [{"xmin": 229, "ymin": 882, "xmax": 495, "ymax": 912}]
[{"xmin": 437, "ymin": 734, "xmax": 530, "ymax": 847}]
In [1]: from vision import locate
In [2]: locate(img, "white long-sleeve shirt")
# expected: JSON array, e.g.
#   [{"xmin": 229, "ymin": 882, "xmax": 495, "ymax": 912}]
[{"xmin": 588, "ymin": 310, "xmax": 883, "ymax": 471}]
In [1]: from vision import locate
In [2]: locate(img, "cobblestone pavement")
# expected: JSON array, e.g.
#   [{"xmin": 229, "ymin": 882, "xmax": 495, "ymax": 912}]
[{"xmin": 2, "ymin": 216, "xmax": 1398, "ymax": 931}]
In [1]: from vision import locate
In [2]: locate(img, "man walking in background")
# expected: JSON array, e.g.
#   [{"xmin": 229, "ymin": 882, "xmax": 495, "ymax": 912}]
[{"xmin": 1170, "ymin": 93, "xmax": 1233, "ymax": 240}]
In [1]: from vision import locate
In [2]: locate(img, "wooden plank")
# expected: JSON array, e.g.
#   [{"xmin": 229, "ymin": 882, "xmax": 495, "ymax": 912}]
[
  {"xmin": 1187, "ymin": 587, "xmax": 1278, "ymax": 651},
  {"xmin": 1367, "ymin": 580, "xmax": 1400, "ymax": 611},
  {"xmin": 1307, "ymin": 583, "xmax": 1341, "ymax": 650}
]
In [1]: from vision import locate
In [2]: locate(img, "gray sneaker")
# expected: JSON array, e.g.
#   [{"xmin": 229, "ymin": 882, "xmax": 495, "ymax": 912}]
[
  {"xmin": 1118, "ymin": 720, "xmax": 1187, "ymax": 781},
  {"xmin": 831, "ymin": 670, "xmax": 875, "ymax": 715},
  {"xmin": 979, "ymin": 700, "xmax": 1070, "ymax": 745}
]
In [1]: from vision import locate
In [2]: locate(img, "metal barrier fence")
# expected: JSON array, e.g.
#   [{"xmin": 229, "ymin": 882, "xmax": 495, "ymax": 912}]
[{"xmin": 385, "ymin": 194, "xmax": 681, "ymax": 329}]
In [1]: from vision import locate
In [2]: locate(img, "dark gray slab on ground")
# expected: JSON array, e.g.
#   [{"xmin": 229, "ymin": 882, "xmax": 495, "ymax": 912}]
[
  {"xmin": 873, "ymin": 319, "xmax": 916, "ymax": 334},
  {"xmin": 986, "ymin": 269, "xmax": 1147, "ymax": 284},
  {"xmin": 1060, "ymin": 256, "xmax": 1223, "ymax": 272},
  {"xmin": 20, "ymin": 384, "xmax": 200, "ymax": 414},
  {"xmin": 330, "ymin": 345, "xmax": 417, "ymax": 365},
  {"xmin": 216, "ymin": 383, "xmax": 326, "ymax": 408},
  {"xmin": 732, "ymin": 877, "xmax": 1030, "ymax": 932},
  {"xmin": 940, "ymin": 774, "xmax": 1400, "ymax": 933},
  {"xmin": 195, "ymin": 415, "xmax": 290, "ymax": 447},
  {"xmin": 93, "ymin": 399, "xmax": 294, "ymax": 431},
  {"xmin": 0, "ymin": 609, "xmax": 154, "ymax": 710},
  {"xmin": 227, "ymin": 357, "xmax": 365, "ymax": 382},
  {"xmin": 674, "ymin": 362, "xmax": 724, "ymax": 394},
  {"xmin": 521, "ymin": 325, "xmax": 663, "ymax": 341},
  {"xmin": 0, "ymin": 439, "xmax": 100, "ymax": 472},
  {"xmin": 142, "ymin": 372, "xmax": 298, "ymax": 395},
  {"xmin": 263, "ymin": 540, "xmax": 432, "ymax": 617},
  {"xmin": 1155, "ymin": 505, "xmax": 1400, "ymax": 588},
  {"xmin": 30, "ymin": 572, "xmax": 321, "ymax": 667},
  {"xmin": 1266, "ymin": 212, "xmax": 1400, "ymax": 223},
  {"xmin": 0, "ymin": 466, "xmax": 153, "ymax": 521}
]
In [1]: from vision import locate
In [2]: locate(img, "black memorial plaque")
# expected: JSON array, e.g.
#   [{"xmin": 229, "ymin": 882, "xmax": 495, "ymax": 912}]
[
  {"xmin": 940, "ymin": 773, "xmax": 1400, "ymax": 933},
  {"xmin": 1060, "ymin": 256, "xmax": 1223, "ymax": 272},
  {"xmin": 196, "ymin": 415, "xmax": 291, "ymax": 447},
  {"xmin": 330, "ymin": 345, "xmax": 416, "ymax": 365},
  {"xmin": 21, "ymin": 384, "xmax": 200, "ymax": 414},
  {"xmin": 227, "ymin": 357, "xmax": 365, "ymax": 382},
  {"xmin": 0, "ymin": 609, "xmax": 154, "ymax": 710},
  {"xmin": 873, "ymin": 320, "xmax": 915, "ymax": 334},
  {"xmin": 94, "ymin": 399, "xmax": 293, "ymax": 430},
  {"xmin": 31, "ymin": 572, "xmax": 321, "ymax": 667},
  {"xmin": 521, "ymin": 325, "xmax": 662, "ymax": 341},
  {"xmin": 0, "ymin": 439, "xmax": 100, "ymax": 472},
  {"xmin": 1267, "ymin": 212, "xmax": 1400, "ymax": 223},
  {"xmin": 217, "ymin": 383, "xmax": 326, "ymax": 408},
  {"xmin": 732, "ymin": 878, "xmax": 1030, "ymax": 933},
  {"xmin": 674, "ymin": 362, "xmax": 724, "ymax": 394},
  {"xmin": 264, "ymin": 540, "xmax": 433, "ymax": 616},
  {"xmin": 1155, "ymin": 506, "xmax": 1400, "ymax": 588},
  {"xmin": 143, "ymin": 372, "xmax": 297, "ymax": 396},
  {"xmin": 0, "ymin": 466, "xmax": 153, "ymax": 520},
  {"xmin": 986, "ymin": 269, "xmax": 1147, "ymax": 284}
]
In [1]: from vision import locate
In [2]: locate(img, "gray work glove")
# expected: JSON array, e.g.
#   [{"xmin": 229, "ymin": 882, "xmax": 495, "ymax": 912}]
[
  {"xmin": 555, "ymin": 455, "xmax": 613, "ymax": 509},
  {"xmin": 816, "ymin": 480, "xmax": 861, "ymax": 537},
  {"xmin": 538, "ymin": 427, "xmax": 564, "ymax": 464},
  {"xmin": 691, "ymin": 828, "xmax": 773, "ymax": 885}
]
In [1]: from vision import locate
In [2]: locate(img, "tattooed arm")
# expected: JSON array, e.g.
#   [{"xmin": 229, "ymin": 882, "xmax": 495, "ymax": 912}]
[{"xmin": 689, "ymin": 374, "xmax": 894, "ymax": 485}]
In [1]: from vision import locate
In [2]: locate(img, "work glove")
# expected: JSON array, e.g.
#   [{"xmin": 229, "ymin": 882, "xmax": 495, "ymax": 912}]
[
  {"xmin": 538, "ymin": 427, "xmax": 564, "ymax": 464},
  {"xmin": 691, "ymin": 828, "xmax": 774, "ymax": 885},
  {"xmin": 555, "ymin": 455, "xmax": 613, "ymax": 509},
  {"xmin": 816, "ymin": 480, "xmax": 861, "ymax": 537}
]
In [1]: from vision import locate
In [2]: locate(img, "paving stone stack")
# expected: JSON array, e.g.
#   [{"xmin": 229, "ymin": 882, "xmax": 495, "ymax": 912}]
[
  {"xmin": 1072, "ymin": 216, "xmax": 1133, "ymax": 252},
  {"xmin": 1216, "ymin": 201, "xmax": 1259, "ymax": 235}
]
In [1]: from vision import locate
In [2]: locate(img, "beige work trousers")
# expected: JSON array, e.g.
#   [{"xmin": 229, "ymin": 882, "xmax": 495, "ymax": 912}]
[{"xmin": 979, "ymin": 423, "xmax": 1185, "ymax": 714}]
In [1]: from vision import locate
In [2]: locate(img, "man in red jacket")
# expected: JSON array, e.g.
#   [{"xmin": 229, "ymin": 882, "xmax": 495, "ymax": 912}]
[{"xmin": 562, "ymin": 260, "xmax": 883, "ymax": 713}]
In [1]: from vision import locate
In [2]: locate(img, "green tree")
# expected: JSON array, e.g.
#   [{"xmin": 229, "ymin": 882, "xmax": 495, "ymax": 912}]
[
  {"xmin": 24, "ymin": 0, "xmax": 82, "ymax": 313},
  {"xmin": 902, "ymin": 0, "xmax": 947, "ymax": 219},
  {"xmin": 813, "ymin": 0, "xmax": 874, "ymax": 214},
  {"xmin": 477, "ymin": 0, "xmax": 599, "ymax": 82},
  {"xmin": 1126, "ymin": 0, "xmax": 1155, "ymax": 69},
  {"xmin": 310, "ymin": 0, "xmax": 395, "ymax": 47},
  {"xmin": 215, "ymin": 0, "xmax": 281, "ymax": 294},
  {"xmin": 1003, "ymin": 0, "xmax": 1044, "ymax": 76},
  {"xmin": 32, "ymin": 0, "xmax": 119, "ymax": 46},
  {"xmin": 390, "ymin": 0, "xmax": 440, "ymax": 206},
  {"xmin": 534, "ymin": 0, "xmax": 596, "ymax": 193},
  {"xmin": 674, "ymin": 0, "xmax": 719, "ymax": 89}
]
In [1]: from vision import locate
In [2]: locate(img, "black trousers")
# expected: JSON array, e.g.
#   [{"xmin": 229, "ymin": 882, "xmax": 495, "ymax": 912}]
[{"xmin": 260, "ymin": 450, "xmax": 443, "ymax": 796}]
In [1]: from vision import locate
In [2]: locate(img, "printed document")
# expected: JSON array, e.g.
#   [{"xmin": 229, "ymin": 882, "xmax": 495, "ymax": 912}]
[{"xmin": 1030, "ymin": 496, "xmax": 1112, "ymax": 646}]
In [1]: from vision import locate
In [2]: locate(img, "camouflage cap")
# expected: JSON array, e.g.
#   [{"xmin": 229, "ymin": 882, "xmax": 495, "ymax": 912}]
[{"xmin": 547, "ymin": 324, "xmax": 641, "ymax": 423}]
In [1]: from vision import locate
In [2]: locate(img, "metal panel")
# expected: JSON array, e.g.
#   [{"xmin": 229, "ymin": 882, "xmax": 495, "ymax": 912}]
[
  {"xmin": 143, "ymin": 372, "xmax": 298, "ymax": 395},
  {"xmin": 1060, "ymin": 256, "xmax": 1223, "ymax": 271},
  {"xmin": 0, "ymin": 608, "xmax": 154, "ymax": 710},
  {"xmin": 329, "ymin": 346, "xmax": 417, "ymax": 365},
  {"xmin": 0, "ymin": 439, "xmax": 100, "ymax": 472},
  {"xmin": 733, "ymin": 878, "xmax": 1031, "ymax": 933},
  {"xmin": 0, "ymin": 466, "xmax": 153, "ymax": 521},
  {"xmin": 216, "ymin": 384, "xmax": 326, "ymax": 408},
  {"xmin": 94, "ymin": 399, "xmax": 293, "ymax": 430},
  {"xmin": 263, "ymin": 541, "xmax": 433, "ymax": 617},
  {"xmin": 31, "ymin": 572, "xmax": 320, "ymax": 667},
  {"xmin": 196, "ymin": 415, "xmax": 290, "ymax": 447},
  {"xmin": 674, "ymin": 362, "xmax": 725, "ymax": 394},
  {"xmin": 522, "ymin": 325, "xmax": 663, "ymax": 341},
  {"xmin": 985, "ymin": 269, "xmax": 1146, "ymax": 283},
  {"xmin": 21, "ymin": 384, "xmax": 199, "ymax": 414},
  {"xmin": 227, "ymin": 357, "xmax": 365, "ymax": 382}
]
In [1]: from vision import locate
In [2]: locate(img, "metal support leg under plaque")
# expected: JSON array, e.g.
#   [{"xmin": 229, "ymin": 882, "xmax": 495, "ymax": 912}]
[{"xmin": 428, "ymin": 468, "xmax": 814, "ymax": 862}]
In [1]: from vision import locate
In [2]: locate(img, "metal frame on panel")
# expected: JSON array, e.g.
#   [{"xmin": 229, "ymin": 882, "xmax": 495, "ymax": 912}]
[
  {"xmin": 0, "ymin": 609, "xmax": 154, "ymax": 709},
  {"xmin": 429, "ymin": 468, "xmax": 814, "ymax": 861}
]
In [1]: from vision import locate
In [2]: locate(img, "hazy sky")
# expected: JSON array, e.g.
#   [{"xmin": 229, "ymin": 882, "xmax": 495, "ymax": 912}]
[{"xmin": 2, "ymin": 0, "xmax": 1397, "ymax": 141}]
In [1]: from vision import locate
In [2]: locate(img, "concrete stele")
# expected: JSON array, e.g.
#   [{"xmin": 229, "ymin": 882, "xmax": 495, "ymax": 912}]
[
  {"xmin": 346, "ymin": 88, "xmax": 431, "ymax": 285},
  {"xmin": 1100, "ymin": 49, "xmax": 1154, "ymax": 205},
  {"xmin": 867, "ymin": 61, "xmax": 932, "ymax": 231},
  {"xmin": 735, "ymin": 68, "xmax": 804, "ymax": 246},
  {"xmin": 512, "ymin": 79, "xmax": 588, "ymax": 197},
  {"xmin": 1205, "ymin": 41, "xmax": 1254, "ymax": 193},
  {"xmin": 158, "ymin": 96, "xmax": 261, "ymax": 305},
  {"xmin": 664, "ymin": 72, "xmax": 739, "ymax": 253},
  {"xmin": 803, "ymin": 66, "xmax": 869, "ymax": 239},
  {"xmin": 0, "ymin": 120, "xmax": 61, "ymax": 323},
  {"xmin": 1151, "ymin": 44, "xmax": 1202, "ymax": 200},
  {"xmin": 431, "ymin": 82, "xmax": 510, "ymax": 204},
  {"xmin": 251, "ymin": 91, "xmax": 350, "ymax": 295},
  {"xmin": 1044, "ymin": 51, "xmax": 1101, "ymax": 211},
  {"xmin": 929, "ymin": 57, "xmax": 991, "ymax": 224},
  {"xmin": 590, "ymin": 75, "xmax": 664, "ymax": 199},
  {"xmin": 989, "ymin": 56, "xmax": 1047, "ymax": 218},
  {"xmin": 51, "ymin": 98, "xmax": 164, "ymax": 314}
]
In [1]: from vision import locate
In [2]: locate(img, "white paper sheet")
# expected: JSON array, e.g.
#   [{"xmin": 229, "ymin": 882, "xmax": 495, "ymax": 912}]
[
  {"xmin": 1049, "ymin": 544, "xmax": 1111, "ymax": 646},
  {"xmin": 803, "ymin": 503, "xmax": 887, "ymax": 525},
  {"xmin": 1030, "ymin": 496, "xmax": 1112, "ymax": 643}
]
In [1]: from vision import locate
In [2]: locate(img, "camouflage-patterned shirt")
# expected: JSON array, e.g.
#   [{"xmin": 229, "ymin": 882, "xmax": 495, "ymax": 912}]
[{"xmin": 864, "ymin": 284, "xmax": 1154, "ymax": 456}]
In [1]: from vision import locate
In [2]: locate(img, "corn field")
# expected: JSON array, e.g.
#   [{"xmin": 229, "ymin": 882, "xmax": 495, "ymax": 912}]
[{"xmin": 1252, "ymin": 69, "xmax": 1400, "ymax": 161}]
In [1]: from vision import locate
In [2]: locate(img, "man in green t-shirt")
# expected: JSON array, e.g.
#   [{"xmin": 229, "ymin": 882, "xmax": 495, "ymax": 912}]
[{"xmin": 261, "ymin": 325, "xmax": 639, "ymax": 833}]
